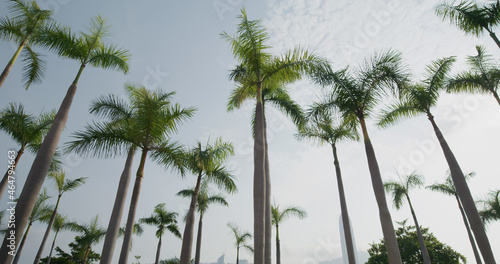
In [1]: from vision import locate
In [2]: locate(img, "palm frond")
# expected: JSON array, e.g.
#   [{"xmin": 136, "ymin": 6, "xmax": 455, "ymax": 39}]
[
  {"xmin": 384, "ymin": 181, "xmax": 407, "ymax": 210},
  {"xmin": 435, "ymin": 1, "xmax": 487, "ymax": 36},
  {"xmin": 377, "ymin": 99, "xmax": 423, "ymax": 128},
  {"xmin": 21, "ymin": 44, "xmax": 45, "ymax": 89},
  {"xmin": 0, "ymin": 17, "xmax": 24, "ymax": 42},
  {"xmin": 88, "ymin": 44, "xmax": 130, "ymax": 73}
]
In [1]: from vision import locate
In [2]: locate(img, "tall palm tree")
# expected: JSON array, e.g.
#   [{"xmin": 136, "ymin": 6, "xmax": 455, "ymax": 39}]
[
  {"xmin": 179, "ymin": 138, "xmax": 237, "ymax": 264},
  {"xmin": 0, "ymin": 102, "xmax": 55, "ymax": 200},
  {"xmin": 378, "ymin": 56, "xmax": 496, "ymax": 263},
  {"xmin": 33, "ymin": 170, "xmax": 87, "ymax": 264},
  {"xmin": 65, "ymin": 87, "xmax": 137, "ymax": 264},
  {"xmin": 117, "ymin": 222, "xmax": 144, "ymax": 251},
  {"xmin": 296, "ymin": 110, "xmax": 357, "ymax": 264},
  {"xmin": 478, "ymin": 189, "xmax": 500, "ymax": 225},
  {"xmin": 384, "ymin": 172, "xmax": 431, "ymax": 264},
  {"xmin": 45, "ymin": 214, "xmax": 74, "ymax": 264},
  {"xmin": 139, "ymin": 204, "xmax": 181, "ymax": 264},
  {"xmin": 222, "ymin": 9, "xmax": 327, "ymax": 264},
  {"xmin": 177, "ymin": 181, "xmax": 229, "ymax": 264},
  {"xmin": 436, "ymin": 0, "xmax": 500, "ymax": 49},
  {"xmin": 312, "ymin": 50, "xmax": 409, "ymax": 264},
  {"xmin": 271, "ymin": 204, "xmax": 307, "ymax": 264},
  {"xmin": 426, "ymin": 172, "xmax": 483, "ymax": 264},
  {"xmin": 0, "ymin": 16, "xmax": 130, "ymax": 263},
  {"xmin": 447, "ymin": 45, "xmax": 500, "ymax": 106},
  {"xmin": 13, "ymin": 188, "xmax": 53, "ymax": 264},
  {"xmin": 0, "ymin": 0, "xmax": 54, "ymax": 89},
  {"xmin": 68, "ymin": 215, "xmax": 107, "ymax": 264},
  {"xmin": 227, "ymin": 222, "xmax": 253, "ymax": 264}
]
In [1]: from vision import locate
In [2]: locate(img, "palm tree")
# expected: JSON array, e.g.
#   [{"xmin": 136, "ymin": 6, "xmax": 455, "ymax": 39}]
[
  {"xmin": 271, "ymin": 204, "xmax": 307, "ymax": 264},
  {"xmin": 45, "ymin": 214, "xmax": 74, "ymax": 264},
  {"xmin": 378, "ymin": 56, "xmax": 496, "ymax": 263},
  {"xmin": 296, "ymin": 110, "xmax": 357, "ymax": 264},
  {"xmin": 478, "ymin": 189, "xmax": 500, "ymax": 225},
  {"xmin": 384, "ymin": 172, "xmax": 431, "ymax": 264},
  {"xmin": 0, "ymin": 16, "xmax": 130, "ymax": 263},
  {"xmin": 436, "ymin": 0, "xmax": 500, "ymax": 49},
  {"xmin": 139, "ymin": 204, "xmax": 181, "ymax": 264},
  {"xmin": 426, "ymin": 171, "xmax": 483, "ymax": 264},
  {"xmin": 13, "ymin": 188, "xmax": 53, "ymax": 264},
  {"xmin": 447, "ymin": 45, "xmax": 500, "ymax": 106},
  {"xmin": 0, "ymin": 102, "xmax": 55, "ymax": 200},
  {"xmin": 312, "ymin": 50, "xmax": 409, "ymax": 264},
  {"xmin": 177, "ymin": 181, "xmax": 229, "ymax": 264},
  {"xmin": 117, "ymin": 222, "xmax": 144, "ymax": 251},
  {"xmin": 68, "ymin": 215, "xmax": 107, "ymax": 264},
  {"xmin": 227, "ymin": 222, "xmax": 253, "ymax": 264},
  {"xmin": 222, "ymin": 9, "xmax": 327, "ymax": 264},
  {"xmin": 179, "ymin": 138, "xmax": 237, "ymax": 264},
  {"xmin": 33, "ymin": 170, "xmax": 87, "ymax": 264},
  {"xmin": 65, "ymin": 87, "xmax": 137, "ymax": 264},
  {"xmin": 0, "ymin": 0, "xmax": 54, "ymax": 89}
]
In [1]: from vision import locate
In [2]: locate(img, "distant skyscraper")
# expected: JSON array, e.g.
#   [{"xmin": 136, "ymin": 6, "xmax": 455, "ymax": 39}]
[
  {"xmin": 339, "ymin": 214, "xmax": 359, "ymax": 264},
  {"xmin": 217, "ymin": 254, "xmax": 225, "ymax": 264}
]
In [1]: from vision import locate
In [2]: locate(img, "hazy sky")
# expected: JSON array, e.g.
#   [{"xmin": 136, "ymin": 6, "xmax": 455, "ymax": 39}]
[{"xmin": 1, "ymin": 0, "xmax": 499, "ymax": 263}]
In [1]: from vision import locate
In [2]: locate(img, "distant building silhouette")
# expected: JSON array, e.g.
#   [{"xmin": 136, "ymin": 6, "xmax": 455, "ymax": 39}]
[
  {"xmin": 217, "ymin": 254, "xmax": 225, "ymax": 264},
  {"xmin": 339, "ymin": 214, "xmax": 359, "ymax": 264}
]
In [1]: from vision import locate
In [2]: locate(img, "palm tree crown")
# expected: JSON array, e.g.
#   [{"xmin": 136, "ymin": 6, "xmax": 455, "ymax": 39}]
[
  {"xmin": 139, "ymin": 203, "xmax": 181, "ymax": 240},
  {"xmin": 478, "ymin": 189, "xmax": 500, "ymax": 225}
]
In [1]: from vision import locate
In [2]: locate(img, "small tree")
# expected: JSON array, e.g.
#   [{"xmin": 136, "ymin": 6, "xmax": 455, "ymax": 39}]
[{"xmin": 227, "ymin": 222, "xmax": 253, "ymax": 264}]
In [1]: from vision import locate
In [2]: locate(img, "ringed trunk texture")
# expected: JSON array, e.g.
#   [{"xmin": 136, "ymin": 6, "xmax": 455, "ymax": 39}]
[
  {"xmin": 456, "ymin": 196, "xmax": 483, "ymax": 264},
  {"xmin": 179, "ymin": 173, "xmax": 203, "ymax": 264},
  {"xmin": 406, "ymin": 195, "xmax": 431, "ymax": 264},
  {"xmin": 332, "ymin": 144, "xmax": 356, "ymax": 264},
  {"xmin": 155, "ymin": 237, "xmax": 162, "ymax": 264},
  {"xmin": 194, "ymin": 216, "xmax": 203, "ymax": 264},
  {"xmin": 427, "ymin": 114, "xmax": 496, "ymax": 263},
  {"xmin": 253, "ymin": 99, "xmax": 266, "ymax": 264},
  {"xmin": 275, "ymin": 225, "xmax": 281, "ymax": 264},
  {"xmin": 0, "ymin": 42, "xmax": 26, "ymax": 89},
  {"xmin": 359, "ymin": 116, "xmax": 402, "ymax": 264},
  {"xmin": 46, "ymin": 230, "xmax": 60, "ymax": 264},
  {"xmin": 12, "ymin": 223, "xmax": 31, "ymax": 264},
  {"xmin": 100, "ymin": 147, "xmax": 135, "ymax": 264},
  {"xmin": 0, "ymin": 147, "xmax": 24, "ymax": 201},
  {"xmin": 0, "ymin": 66, "xmax": 83, "ymax": 264},
  {"xmin": 118, "ymin": 149, "xmax": 148, "ymax": 264},
  {"xmin": 33, "ymin": 195, "xmax": 62, "ymax": 264},
  {"xmin": 263, "ymin": 114, "xmax": 272, "ymax": 264}
]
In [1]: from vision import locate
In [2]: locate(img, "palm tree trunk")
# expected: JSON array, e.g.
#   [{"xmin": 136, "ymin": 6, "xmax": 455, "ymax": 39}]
[
  {"xmin": 194, "ymin": 215, "xmax": 203, "ymax": 264},
  {"xmin": 253, "ymin": 97, "xmax": 266, "ymax": 264},
  {"xmin": 0, "ymin": 41, "xmax": 26, "ymax": 88},
  {"xmin": 491, "ymin": 90, "xmax": 500, "ymax": 106},
  {"xmin": 455, "ymin": 196, "xmax": 483, "ymax": 264},
  {"xmin": 0, "ymin": 147, "xmax": 24, "ymax": 201},
  {"xmin": 406, "ymin": 195, "xmax": 431, "ymax": 264},
  {"xmin": 100, "ymin": 147, "xmax": 135, "ymax": 264},
  {"xmin": 0, "ymin": 65, "xmax": 85, "ymax": 264},
  {"xmin": 263, "ymin": 114, "xmax": 272, "ymax": 264},
  {"xmin": 46, "ymin": 230, "xmax": 60, "ymax": 264},
  {"xmin": 236, "ymin": 246, "xmax": 240, "ymax": 264},
  {"xmin": 427, "ymin": 113, "xmax": 496, "ymax": 263},
  {"xmin": 12, "ymin": 223, "xmax": 31, "ymax": 264},
  {"xmin": 118, "ymin": 149, "xmax": 148, "ymax": 264},
  {"xmin": 331, "ymin": 144, "xmax": 356, "ymax": 264},
  {"xmin": 155, "ymin": 236, "xmax": 162, "ymax": 264},
  {"xmin": 359, "ymin": 115, "xmax": 402, "ymax": 264},
  {"xmin": 33, "ymin": 194, "xmax": 62, "ymax": 264},
  {"xmin": 180, "ymin": 173, "xmax": 203, "ymax": 264},
  {"xmin": 488, "ymin": 31, "xmax": 500, "ymax": 50},
  {"xmin": 275, "ymin": 224, "xmax": 281, "ymax": 264},
  {"xmin": 83, "ymin": 246, "xmax": 91, "ymax": 264}
]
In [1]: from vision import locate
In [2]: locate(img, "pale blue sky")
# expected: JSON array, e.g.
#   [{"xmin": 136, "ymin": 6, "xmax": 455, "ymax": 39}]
[{"xmin": 1, "ymin": 1, "xmax": 500, "ymax": 263}]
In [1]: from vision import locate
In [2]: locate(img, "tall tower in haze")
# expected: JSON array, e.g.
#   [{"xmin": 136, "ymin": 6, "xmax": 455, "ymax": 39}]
[{"xmin": 339, "ymin": 214, "xmax": 358, "ymax": 264}]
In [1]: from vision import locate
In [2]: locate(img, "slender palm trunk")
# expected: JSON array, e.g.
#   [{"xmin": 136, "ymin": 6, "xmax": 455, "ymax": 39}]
[
  {"xmin": 488, "ymin": 31, "xmax": 500, "ymax": 50},
  {"xmin": 406, "ymin": 195, "xmax": 431, "ymax": 264},
  {"xmin": 358, "ymin": 115, "xmax": 402, "ymax": 264},
  {"xmin": 100, "ymin": 147, "xmax": 135, "ymax": 264},
  {"xmin": 83, "ymin": 246, "xmax": 91, "ymax": 264},
  {"xmin": 12, "ymin": 222, "xmax": 31, "ymax": 264},
  {"xmin": 331, "ymin": 144, "xmax": 356, "ymax": 264},
  {"xmin": 180, "ymin": 173, "xmax": 203, "ymax": 264},
  {"xmin": 0, "ymin": 41, "xmax": 26, "ymax": 89},
  {"xmin": 46, "ymin": 230, "xmax": 60, "ymax": 264},
  {"xmin": 456, "ymin": 196, "xmax": 483, "ymax": 264},
  {"xmin": 118, "ymin": 149, "xmax": 148, "ymax": 264},
  {"xmin": 427, "ymin": 113, "xmax": 496, "ymax": 263},
  {"xmin": 263, "ymin": 114, "xmax": 272, "ymax": 264},
  {"xmin": 0, "ymin": 65, "xmax": 85, "ymax": 264},
  {"xmin": 491, "ymin": 90, "xmax": 500, "ymax": 106},
  {"xmin": 0, "ymin": 147, "xmax": 24, "ymax": 201},
  {"xmin": 155, "ymin": 236, "xmax": 162, "ymax": 264},
  {"xmin": 236, "ymin": 246, "xmax": 240, "ymax": 264},
  {"xmin": 34, "ymin": 194, "xmax": 62, "ymax": 264},
  {"xmin": 275, "ymin": 224, "xmax": 281, "ymax": 264},
  {"xmin": 194, "ymin": 215, "xmax": 203, "ymax": 264},
  {"xmin": 254, "ymin": 94, "xmax": 266, "ymax": 264}
]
